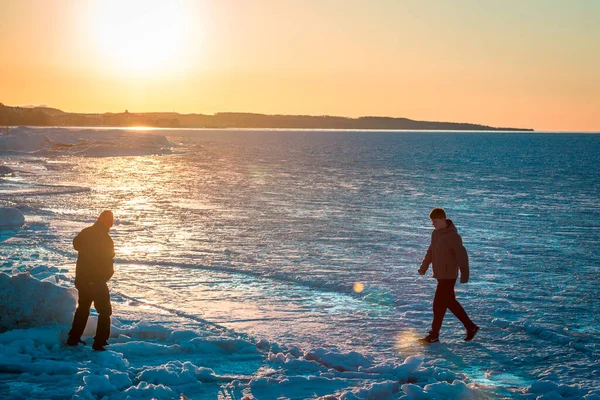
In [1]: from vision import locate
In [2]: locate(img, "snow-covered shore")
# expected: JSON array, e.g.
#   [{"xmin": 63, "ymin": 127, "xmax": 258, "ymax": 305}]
[
  {"xmin": 2, "ymin": 127, "xmax": 599, "ymax": 399},
  {"xmin": 0, "ymin": 271, "xmax": 492, "ymax": 399}
]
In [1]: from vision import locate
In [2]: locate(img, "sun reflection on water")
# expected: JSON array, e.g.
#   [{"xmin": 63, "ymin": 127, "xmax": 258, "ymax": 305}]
[
  {"xmin": 394, "ymin": 329, "xmax": 420, "ymax": 352},
  {"xmin": 119, "ymin": 245, "xmax": 161, "ymax": 256}
]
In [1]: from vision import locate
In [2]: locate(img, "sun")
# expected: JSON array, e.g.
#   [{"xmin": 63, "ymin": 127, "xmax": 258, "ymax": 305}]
[{"xmin": 90, "ymin": 0, "xmax": 192, "ymax": 76}]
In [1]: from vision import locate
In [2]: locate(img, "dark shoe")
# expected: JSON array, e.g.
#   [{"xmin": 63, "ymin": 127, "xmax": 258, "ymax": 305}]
[
  {"xmin": 66, "ymin": 338, "xmax": 86, "ymax": 346},
  {"xmin": 92, "ymin": 343, "xmax": 107, "ymax": 352},
  {"xmin": 464, "ymin": 325, "xmax": 480, "ymax": 341},
  {"xmin": 418, "ymin": 333, "xmax": 440, "ymax": 344}
]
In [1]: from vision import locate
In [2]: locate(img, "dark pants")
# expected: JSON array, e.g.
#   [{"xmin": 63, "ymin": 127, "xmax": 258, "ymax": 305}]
[
  {"xmin": 431, "ymin": 279, "xmax": 474, "ymax": 336},
  {"xmin": 68, "ymin": 282, "xmax": 112, "ymax": 344}
]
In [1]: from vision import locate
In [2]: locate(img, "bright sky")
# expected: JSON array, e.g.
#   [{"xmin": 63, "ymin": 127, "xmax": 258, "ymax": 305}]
[{"xmin": 0, "ymin": 0, "xmax": 598, "ymax": 131}]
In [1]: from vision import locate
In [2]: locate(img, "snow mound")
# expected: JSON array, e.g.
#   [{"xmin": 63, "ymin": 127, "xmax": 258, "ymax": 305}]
[
  {"xmin": 123, "ymin": 382, "xmax": 178, "ymax": 400},
  {"xmin": 0, "ymin": 207, "xmax": 25, "ymax": 227},
  {"xmin": 341, "ymin": 381, "xmax": 399, "ymax": 399},
  {"xmin": 401, "ymin": 380, "xmax": 475, "ymax": 399},
  {"xmin": 137, "ymin": 360, "xmax": 218, "ymax": 386},
  {"xmin": 526, "ymin": 380, "xmax": 587, "ymax": 398},
  {"xmin": 82, "ymin": 374, "xmax": 117, "ymax": 396},
  {"xmin": 0, "ymin": 273, "xmax": 76, "ymax": 332},
  {"xmin": 304, "ymin": 347, "xmax": 373, "ymax": 372},
  {"xmin": 0, "ymin": 126, "xmax": 172, "ymax": 156}
]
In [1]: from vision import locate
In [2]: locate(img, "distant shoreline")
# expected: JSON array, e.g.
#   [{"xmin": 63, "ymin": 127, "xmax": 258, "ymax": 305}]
[
  {"xmin": 6, "ymin": 126, "xmax": 543, "ymax": 133},
  {"xmin": 8, "ymin": 127, "xmax": 600, "ymax": 134},
  {"xmin": 24, "ymin": 126, "xmax": 596, "ymax": 133},
  {"xmin": 1, "ymin": 103, "xmax": 534, "ymax": 131}
]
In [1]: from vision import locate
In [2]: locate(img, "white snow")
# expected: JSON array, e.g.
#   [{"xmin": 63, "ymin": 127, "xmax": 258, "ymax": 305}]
[
  {"xmin": 401, "ymin": 380, "xmax": 474, "ymax": 399},
  {"xmin": 0, "ymin": 126, "xmax": 172, "ymax": 156},
  {"xmin": 1, "ymin": 129, "xmax": 599, "ymax": 399},
  {"xmin": 122, "ymin": 382, "xmax": 178, "ymax": 400},
  {"xmin": 82, "ymin": 374, "xmax": 118, "ymax": 396},
  {"xmin": 0, "ymin": 272, "xmax": 76, "ymax": 331},
  {"xmin": 136, "ymin": 361, "xmax": 218, "ymax": 385},
  {"xmin": 0, "ymin": 271, "xmax": 491, "ymax": 399}
]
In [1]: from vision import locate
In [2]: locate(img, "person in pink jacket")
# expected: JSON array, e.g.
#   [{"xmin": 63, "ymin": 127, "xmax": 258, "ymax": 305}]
[{"xmin": 418, "ymin": 208, "xmax": 479, "ymax": 343}]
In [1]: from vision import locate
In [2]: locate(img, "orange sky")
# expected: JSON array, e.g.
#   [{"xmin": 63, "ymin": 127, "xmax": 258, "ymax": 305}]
[{"xmin": 1, "ymin": 0, "xmax": 599, "ymax": 131}]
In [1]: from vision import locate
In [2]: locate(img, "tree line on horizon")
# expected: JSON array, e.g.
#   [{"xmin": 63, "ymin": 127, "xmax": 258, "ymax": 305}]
[{"xmin": 0, "ymin": 103, "xmax": 532, "ymax": 131}]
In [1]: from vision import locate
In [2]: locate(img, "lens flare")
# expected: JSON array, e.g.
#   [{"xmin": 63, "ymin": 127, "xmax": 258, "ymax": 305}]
[
  {"xmin": 353, "ymin": 282, "xmax": 364, "ymax": 293},
  {"xmin": 395, "ymin": 329, "xmax": 420, "ymax": 351}
]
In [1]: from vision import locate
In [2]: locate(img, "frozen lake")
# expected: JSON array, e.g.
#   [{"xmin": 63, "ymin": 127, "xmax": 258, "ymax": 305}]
[{"xmin": 1, "ymin": 127, "xmax": 599, "ymax": 398}]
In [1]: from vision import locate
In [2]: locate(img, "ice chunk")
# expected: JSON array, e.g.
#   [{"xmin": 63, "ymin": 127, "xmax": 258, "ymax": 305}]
[
  {"xmin": 342, "ymin": 381, "xmax": 399, "ymax": 399},
  {"xmin": 402, "ymin": 380, "xmax": 474, "ymax": 399},
  {"xmin": 137, "ymin": 360, "xmax": 217, "ymax": 386},
  {"xmin": 528, "ymin": 380, "xmax": 559, "ymax": 394},
  {"xmin": 0, "ymin": 273, "xmax": 76, "ymax": 332},
  {"xmin": 304, "ymin": 348, "xmax": 373, "ymax": 372},
  {"xmin": 123, "ymin": 381, "xmax": 178, "ymax": 399},
  {"xmin": 109, "ymin": 341, "xmax": 179, "ymax": 356},
  {"xmin": 0, "ymin": 207, "xmax": 25, "ymax": 227},
  {"xmin": 103, "ymin": 368, "xmax": 133, "ymax": 390},
  {"xmin": 83, "ymin": 374, "xmax": 117, "ymax": 396},
  {"xmin": 167, "ymin": 329, "xmax": 200, "ymax": 343},
  {"xmin": 95, "ymin": 350, "xmax": 130, "ymax": 369},
  {"xmin": 361, "ymin": 355, "xmax": 424, "ymax": 381},
  {"xmin": 0, "ymin": 126, "xmax": 172, "ymax": 156},
  {"xmin": 535, "ymin": 391, "xmax": 566, "ymax": 400}
]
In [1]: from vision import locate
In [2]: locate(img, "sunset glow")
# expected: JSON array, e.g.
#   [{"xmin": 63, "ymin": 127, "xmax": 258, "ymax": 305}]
[
  {"xmin": 0, "ymin": 0, "xmax": 599, "ymax": 131},
  {"xmin": 89, "ymin": 1, "xmax": 193, "ymax": 76}
]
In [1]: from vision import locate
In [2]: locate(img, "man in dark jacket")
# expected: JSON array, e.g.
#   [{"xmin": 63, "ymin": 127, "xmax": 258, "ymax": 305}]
[
  {"xmin": 418, "ymin": 208, "xmax": 479, "ymax": 343},
  {"xmin": 66, "ymin": 210, "xmax": 115, "ymax": 351}
]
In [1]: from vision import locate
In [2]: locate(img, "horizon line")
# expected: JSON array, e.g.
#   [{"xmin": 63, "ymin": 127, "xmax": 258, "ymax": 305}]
[
  {"xmin": 12, "ymin": 125, "xmax": 600, "ymax": 134},
  {"xmin": 6, "ymin": 102, "xmax": 535, "ymax": 131}
]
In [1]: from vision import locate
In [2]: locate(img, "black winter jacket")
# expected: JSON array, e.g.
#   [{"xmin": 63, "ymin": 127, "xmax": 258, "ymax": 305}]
[{"xmin": 73, "ymin": 222, "xmax": 115, "ymax": 284}]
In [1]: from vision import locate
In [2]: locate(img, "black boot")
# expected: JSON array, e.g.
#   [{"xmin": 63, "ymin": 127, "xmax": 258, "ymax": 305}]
[
  {"xmin": 464, "ymin": 325, "xmax": 480, "ymax": 341},
  {"xmin": 66, "ymin": 337, "xmax": 87, "ymax": 346},
  {"xmin": 418, "ymin": 332, "xmax": 440, "ymax": 344},
  {"xmin": 92, "ymin": 342, "xmax": 107, "ymax": 351}
]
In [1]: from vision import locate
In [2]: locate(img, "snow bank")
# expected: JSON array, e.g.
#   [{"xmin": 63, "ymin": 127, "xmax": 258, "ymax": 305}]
[
  {"xmin": 401, "ymin": 380, "xmax": 475, "ymax": 399},
  {"xmin": 265, "ymin": 348, "xmax": 472, "ymax": 399},
  {"xmin": 137, "ymin": 360, "xmax": 218, "ymax": 385},
  {"xmin": 341, "ymin": 381, "xmax": 399, "ymax": 399},
  {"xmin": 0, "ymin": 271, "xmax": 564, "ymax": 399},
  {"xmin": 304, "ymin": 348, "xmax": 373, "ymax": 372},
  {"xmin": 0, "ymin": 126, "xmax": 172, "ymax": 156},
  {"xmin": 361, "ymin": 355, "xmax": 424, "ymax": 381},
  {"xmin": 82, "ymin": 374, "xmax": 118, "ymax": 396},
  {"xmin": 525, "ymin": 380, "xmax": 588, "ymax": 398},
  {"xmin": 0, "ymin": 301, "xmax": 488, "ymax": 400},
  {"xmin": 0, "ymin": 207, "xmax": 25, "ymax": 227},
  {"xmin": 122, "ymin": 382, "xmax": 178, "ymax": 400},
  {"xmin": 0, "ymin": 273, "xmax": 76, "ymax": 331}
]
